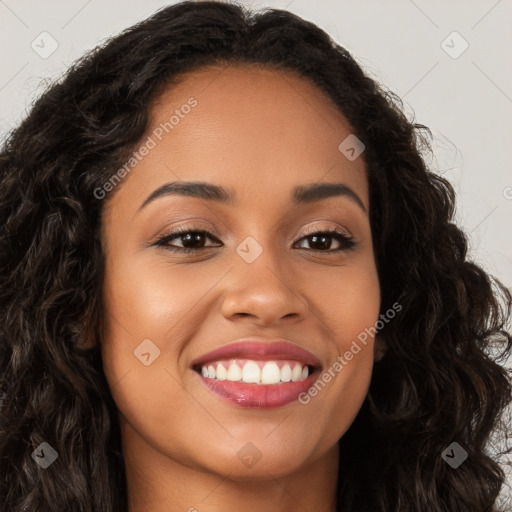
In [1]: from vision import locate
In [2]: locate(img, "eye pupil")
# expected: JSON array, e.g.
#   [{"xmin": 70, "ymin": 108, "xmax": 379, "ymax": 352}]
[
  {"xmin": 182, "ymin": 232, "xmax": 205, "ymax": 248},
  {"xmin": 309, "ymin": 234, "xmax": 330, "ymax": 250}
]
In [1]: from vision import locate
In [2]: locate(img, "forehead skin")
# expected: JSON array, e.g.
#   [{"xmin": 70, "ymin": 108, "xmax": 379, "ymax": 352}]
[{"xmin": 102, "ymin": 63, "xmax": 370, "ymax": 238}]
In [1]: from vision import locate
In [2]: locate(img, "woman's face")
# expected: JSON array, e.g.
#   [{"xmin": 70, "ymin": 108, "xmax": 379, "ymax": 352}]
[{"xmin": 97, "ymin": 64, "xmax": 381, "ymax": 480}]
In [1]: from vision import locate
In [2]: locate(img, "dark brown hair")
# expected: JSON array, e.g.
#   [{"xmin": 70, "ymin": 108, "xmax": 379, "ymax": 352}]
[{"xmin": 1, "ymin": 1, "xmax": 511, "ymax": 510}]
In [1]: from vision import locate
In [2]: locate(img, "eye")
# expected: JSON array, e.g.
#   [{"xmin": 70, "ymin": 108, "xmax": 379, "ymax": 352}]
[
  {"xmin": 152, "ymin": 225, "xmax": 357, "ymax": 254},
  {"xmin": 153, "ymin": 227, "xmax": 220, "ymax": 254},
  {"xmin": 293, "ymin": 226, "xmax": 356, "ymax": 252}
]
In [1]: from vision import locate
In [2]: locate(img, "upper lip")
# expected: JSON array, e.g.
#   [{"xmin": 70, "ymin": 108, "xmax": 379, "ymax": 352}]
[{"xmin": 191, "ymin": 338, "xmax": 322, "ymax": 369}]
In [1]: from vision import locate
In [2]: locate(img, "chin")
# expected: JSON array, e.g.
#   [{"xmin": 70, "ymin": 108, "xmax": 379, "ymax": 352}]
[{"xmin": 195, "ymin": 443, "xmax": 315, "ymax": 481}]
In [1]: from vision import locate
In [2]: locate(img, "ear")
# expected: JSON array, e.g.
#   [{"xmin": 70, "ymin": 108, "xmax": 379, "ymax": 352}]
[{"xmin": 374, "ymin": 335, "xmax": 387, "ymax": 362}]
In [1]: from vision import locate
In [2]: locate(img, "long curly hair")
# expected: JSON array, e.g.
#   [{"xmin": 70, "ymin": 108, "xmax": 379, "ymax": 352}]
[{"xmin": 1, "ymin": 1, "xmax": 511, "ymax": 510}]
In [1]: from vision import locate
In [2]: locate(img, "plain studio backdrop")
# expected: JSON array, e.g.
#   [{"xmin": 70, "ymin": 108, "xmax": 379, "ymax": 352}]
[{"xmin": 0, "ymin": 0, "xmax": 511, "ymax": 504}]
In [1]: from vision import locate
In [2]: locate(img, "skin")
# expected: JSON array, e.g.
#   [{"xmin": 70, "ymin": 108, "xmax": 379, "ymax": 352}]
[{"xmin": 90, "ymin": 63, "xmax": 384, "ymax": 512}]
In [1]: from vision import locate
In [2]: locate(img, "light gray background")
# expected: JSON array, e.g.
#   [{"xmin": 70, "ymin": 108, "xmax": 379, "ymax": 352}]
[{"xmin": 1, "ymin": 0, "xmax": 511, "ymax": 505}]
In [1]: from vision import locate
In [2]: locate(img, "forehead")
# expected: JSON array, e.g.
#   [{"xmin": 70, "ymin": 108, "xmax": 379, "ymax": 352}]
[
  {"xmin": 107, "ymin": 63, "xmax": 368, "ymax": 215},
  {"xmin": 148, "ymin": 63, "xmax": 359, "ymax": 155}
]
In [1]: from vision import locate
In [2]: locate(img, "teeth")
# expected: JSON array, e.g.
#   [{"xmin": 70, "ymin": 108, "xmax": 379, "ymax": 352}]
[
  {"xmin": 281, "ymin": 363, "xmax": 292, "ymax": 382},
  {"xmin": 226, "ymin": 362, "xmax": 242, "ymax": 381},
  {"xmin": 242, "ymin": 361, "xmax": 260, "ymax": 383},
  {"xmin": 291, "ymin": 363, "xmax": 302, "ymax": 381},
  {"xmin": 216, "ymin": 363, "xmax": 227, "ymax": 380},
  {"xmin": 261, "ymin": 361, "xmax": 280, "ymax": 384},
  {"xmin": 199, "ymin": 360, "xmax": 311, "ymax": 384}
]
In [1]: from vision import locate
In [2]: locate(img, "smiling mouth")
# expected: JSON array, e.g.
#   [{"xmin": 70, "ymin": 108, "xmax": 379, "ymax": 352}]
[
  {"xmin": 190, "ymin": 339, "xmax": 323, "ymax": 408},
  {"xmin": 193, "ymin": 360, "xmax": 321, "ymax": 408},
  {"xmin": 193, "ymin": 359, "xmax": 318, "ymax": 385}
]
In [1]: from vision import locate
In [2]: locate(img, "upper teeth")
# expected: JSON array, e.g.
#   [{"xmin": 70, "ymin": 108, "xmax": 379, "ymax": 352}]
[{"xmin": 200, "ymin": 359, "xmax": 309, "ymax": 384}]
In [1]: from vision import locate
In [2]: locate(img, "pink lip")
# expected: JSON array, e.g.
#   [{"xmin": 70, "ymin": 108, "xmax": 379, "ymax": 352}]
[
  {"xmin": 191, "ymin": 339, "xmax": 322, "ymax": 409},
  {"xmin": 191, "ymin": 340, "xmax": 322, "ymax": 368},
  {"xmin": 196, "ymin": 373, "xmax": 320, "ymax": 408}
]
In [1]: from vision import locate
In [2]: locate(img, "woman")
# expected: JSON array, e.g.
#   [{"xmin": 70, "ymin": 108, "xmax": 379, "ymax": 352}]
[{"xmin": 0, "ymin": 1, "xmax": 510, "ymax": 511}]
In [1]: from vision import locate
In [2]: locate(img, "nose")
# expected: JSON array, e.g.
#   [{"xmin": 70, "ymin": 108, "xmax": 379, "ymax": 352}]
[{"xmin": 220, "ymin": 245, "xmax": 309, "ymax": 327}]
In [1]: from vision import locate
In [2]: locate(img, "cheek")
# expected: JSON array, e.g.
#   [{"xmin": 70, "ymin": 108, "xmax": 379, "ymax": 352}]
[
  {"xmin": 298, "ymin": 334, "xmax": 375, "ymax": 453},
  {"xmin": 297, "ymin": 259, "xmax": 380, "ymax": 441},
  {"xmin": 98, "ymin": 260, "xmax": 218, "ymax": 460},
  {"xmin": 304, "ymin": 253, "xmax": 381, "ymax": 342},
  {"xmin": 101, "ymin": 254, "xmax": 216, "ymax": 344},
  {"xmin": 99, "ymin": 255, "xmax": 218, "ymax": 405}
]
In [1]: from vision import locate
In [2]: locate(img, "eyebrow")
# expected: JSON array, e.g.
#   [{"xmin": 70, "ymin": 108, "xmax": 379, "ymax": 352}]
[{"xmin": 137, "ymin": 180, "xmax": 367, "ymax": 214}]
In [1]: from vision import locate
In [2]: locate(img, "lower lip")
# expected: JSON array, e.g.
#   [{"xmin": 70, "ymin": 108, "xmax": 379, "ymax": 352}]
[{"xmin": 195, "ymin": 371, "xmax": 320, "ymax": 408}]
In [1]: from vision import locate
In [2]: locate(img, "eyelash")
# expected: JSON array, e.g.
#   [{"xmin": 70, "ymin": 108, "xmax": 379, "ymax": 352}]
[{"xmin": 152, "ymin": 225, "xmax": 357, "ymax": 254}]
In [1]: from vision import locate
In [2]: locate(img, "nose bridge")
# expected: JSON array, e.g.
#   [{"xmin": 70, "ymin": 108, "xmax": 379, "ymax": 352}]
[
  {"xmin": 220, "ymin": 228, "xmax": 306, "ymax": 323},
  {"xmin": 233, "ymin": 209, "xmax": 293, "ymax": 276},
  {"xmin": 233, "ymin": 230, "xmax": 289, "ymax": 288}
]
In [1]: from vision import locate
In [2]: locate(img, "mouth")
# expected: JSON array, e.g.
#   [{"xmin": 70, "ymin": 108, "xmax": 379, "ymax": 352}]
[
  {"xmin": 193, "ymin": 359, "xmax": 316, "ymax": 384},
  {"xmin": 191, "ymin": 340, "xmax": 322, "ymax": 408}
]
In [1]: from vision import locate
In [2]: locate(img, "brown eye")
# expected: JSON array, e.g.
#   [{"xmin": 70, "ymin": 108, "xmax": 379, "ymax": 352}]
[
  {"xmin": 153, "ymin": 229, "xmax": 220, "ymax": 253},
  {"xmin": 294, "ymin": 228, "xmax": 356, "ymax": 252}
]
